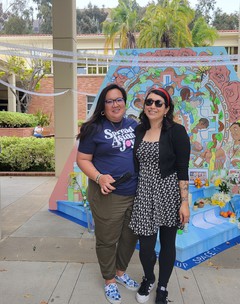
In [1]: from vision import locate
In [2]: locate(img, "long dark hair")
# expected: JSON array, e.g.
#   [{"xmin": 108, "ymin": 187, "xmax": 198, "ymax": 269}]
[
  {"xmin": 77, "ymin": 83, "xmax": 127, "ymax": 140},
  {"xmin": 139, "ymin": 88, "xmax": 174, "ymax": 131}
]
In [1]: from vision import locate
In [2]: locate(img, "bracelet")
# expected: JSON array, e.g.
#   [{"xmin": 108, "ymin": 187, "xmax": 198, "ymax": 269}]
[{"xmin": 95, "ymin": 173, "xmax": 103, "ymax": 184}]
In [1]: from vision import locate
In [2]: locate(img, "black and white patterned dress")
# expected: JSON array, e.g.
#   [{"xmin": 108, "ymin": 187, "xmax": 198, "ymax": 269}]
[{"xmin": 129, "ymin": 140, "xmax": 182, "ymax": 236}]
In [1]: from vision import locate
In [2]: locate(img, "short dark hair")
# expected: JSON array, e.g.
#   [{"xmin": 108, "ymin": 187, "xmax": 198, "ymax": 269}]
[{"xmin": 139, "ymin": 87, "xmax": 174, "ymax": 131}]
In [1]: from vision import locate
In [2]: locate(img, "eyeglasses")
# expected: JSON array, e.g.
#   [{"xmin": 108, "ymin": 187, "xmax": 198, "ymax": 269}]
[
  {"xmin": 105, "ymin": 97, "xmax": 125, "ymax": 105},
  {"xmin": 145, "ymin": 98, "xmax": 165, "ymax": 108}
]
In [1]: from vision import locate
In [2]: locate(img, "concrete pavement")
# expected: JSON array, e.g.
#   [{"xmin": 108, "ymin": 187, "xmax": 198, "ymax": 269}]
[{"xmin": 0, "ymin": 175, "xmax": 240, "ymax": 304}]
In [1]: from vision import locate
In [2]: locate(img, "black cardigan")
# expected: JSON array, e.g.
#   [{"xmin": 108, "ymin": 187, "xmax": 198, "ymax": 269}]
[{"xmin": 134, "ymin": 122, "xmax": 190, "ymax": 180}]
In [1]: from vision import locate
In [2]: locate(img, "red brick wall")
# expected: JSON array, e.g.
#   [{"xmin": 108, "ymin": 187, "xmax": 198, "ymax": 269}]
[
  {"xmin": 0, "ymin": 128, "xmax": 34, "ymax": 137},
  {"xmin": 28, "ymin": 76, "xmax": 104, "ymax": 132}
]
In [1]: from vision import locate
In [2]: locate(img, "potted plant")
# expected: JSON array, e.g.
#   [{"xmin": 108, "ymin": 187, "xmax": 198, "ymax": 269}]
[{"xmin": 193, "ymin": 201, "xmax": 198, "ymax": 211}]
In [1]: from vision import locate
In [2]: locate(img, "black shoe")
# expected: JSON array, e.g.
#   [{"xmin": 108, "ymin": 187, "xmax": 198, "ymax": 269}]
[
  {"xmin": 155, "ymin": 288, "xmax": 168, "ymax": 304},
  {"xmin": 136, "ymin": 277, "xmax": 155, "ymax": 303}
]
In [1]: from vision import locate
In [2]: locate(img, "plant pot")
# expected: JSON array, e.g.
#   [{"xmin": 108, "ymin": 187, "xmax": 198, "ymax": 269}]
[{"xmin": 193, "ymin": 205, "xmax": 198, "ymax": 211}]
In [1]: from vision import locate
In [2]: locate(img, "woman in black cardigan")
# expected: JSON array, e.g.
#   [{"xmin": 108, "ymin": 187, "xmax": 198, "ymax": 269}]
[{"xmin": 129, "ymin": 87, "xmax": 190, "ymax": 304}]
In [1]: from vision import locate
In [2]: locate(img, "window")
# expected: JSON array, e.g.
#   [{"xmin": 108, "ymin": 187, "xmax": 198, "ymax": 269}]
[
  {"xmin": 77, "ymin": 66, "xmax": 86, "ymax": 74},
  {"xmin": 0, "ymin": 100, "xmax": 8, "ymax": 111},
  {"xmin": 225, "ymin": 46, "xmax": 238, "ymax": 72},
  {"xmin": 76, "ymin": 52, "xmax": 110, "ymax": 75},
  {"xmin": 87, "ymin": 95, "xmax": 96, "ymax": 116}
]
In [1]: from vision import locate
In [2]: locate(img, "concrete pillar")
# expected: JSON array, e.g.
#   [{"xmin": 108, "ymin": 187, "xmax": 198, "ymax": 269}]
[
  {"xmin": 52, "ymin": 0, "xmax": 77, "ymax": 177},
  {"xmin": 0, "ymin": 180, "xmax": 1, "ymax": 239},
  {"xmin": 7, "ymin": 73, "xmax": 16, "ymax": 112}
]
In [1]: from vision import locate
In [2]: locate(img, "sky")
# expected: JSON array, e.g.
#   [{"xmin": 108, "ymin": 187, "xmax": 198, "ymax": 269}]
[
  {"xmin": 0, "ymin": 0, "xmax": 238, "ymax": 15},
  {"xmin": 76, "ymin": 0, "xmax": 239, "ymax": 14}
]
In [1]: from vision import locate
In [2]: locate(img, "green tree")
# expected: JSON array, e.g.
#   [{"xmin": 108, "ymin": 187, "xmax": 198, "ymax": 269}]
[
  {"xmin": 194, "ymin": 0, "xmax": 216, "ymax": 24},
  {"xmin": 0, "ymin": 0, "xmax": 34, "ymax": 34},
  {"xmin": 3, "ymin": 16, "xmax": 30, "ymax": 34},
  {"xmin": 191, "ymin": 16, "xmax": 218, "ymax": 46},
  {"xmin": 0, "ymin": 56, "xmax": 51, "ymax": 113},
  {"xmin": 103, "ymin": 0, "xmax": 138, "ymax": 51},
  {"xmin": 33, "ymin": 0, "xmax": 52, "ymax": 34},
  {"xmin": 76, "ymin": 3, "xmax": 108, "ymax": 34},
  {"xmin": 212, "ymin": 9, "xmax": 239, "ymax": 30},
  {"xmin": 138, "ymin": 0, "xmax": 194, "ymax": 48}
]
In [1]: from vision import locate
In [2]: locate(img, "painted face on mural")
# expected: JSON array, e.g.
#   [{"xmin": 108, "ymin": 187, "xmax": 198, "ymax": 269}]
[{"xmin": 230, "ymin": 123, "xmax": 240, "ymax": 142}]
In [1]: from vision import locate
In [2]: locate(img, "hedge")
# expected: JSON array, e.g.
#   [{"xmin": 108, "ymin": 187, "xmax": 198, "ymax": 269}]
[
  {"xmin": 0, "ymin": 136, "xmax": 55, "ymax": 171},
  {"xmin": 0, "ymin": 111, "xmax": 39, "ymax": 128}
]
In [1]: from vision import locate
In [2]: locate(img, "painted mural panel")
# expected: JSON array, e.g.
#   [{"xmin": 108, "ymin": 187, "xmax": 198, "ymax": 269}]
[{"xmin": 93, "ymin": 47, "xmax": 240, "ymax": 189}]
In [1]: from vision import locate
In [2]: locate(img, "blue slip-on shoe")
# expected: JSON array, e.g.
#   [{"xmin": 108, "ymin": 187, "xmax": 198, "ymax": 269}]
[
  {"xmin": 104, "ymin": 283, "xmax": 122, "ymax": 304},
  {"xmin": 115, "ymin": 273, "xmax": 139, "ymax": 291}
]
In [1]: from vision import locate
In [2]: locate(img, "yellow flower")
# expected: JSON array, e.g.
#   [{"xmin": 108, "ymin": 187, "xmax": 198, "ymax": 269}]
[
  {"xmin": 211, "ymin": 193, "xmax": 228, "ymax": 208},
  {"xmin": 218, "ymin": 201, "xmax": 226, "ymax": 208},
  {"xmin": 214, "ymin": 178, "xmax": 222, "ymax": 187}
]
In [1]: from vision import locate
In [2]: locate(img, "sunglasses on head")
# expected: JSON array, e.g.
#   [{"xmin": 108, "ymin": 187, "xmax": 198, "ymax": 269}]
[{"xmin": 145, "ymin": 98, "xmax": 165, "ymax": 108}]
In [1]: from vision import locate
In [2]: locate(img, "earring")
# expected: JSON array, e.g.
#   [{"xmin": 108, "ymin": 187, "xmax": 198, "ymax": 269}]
[
  {"xmin": 164, "ymin": 114, "xmax": 166, "ymax": 117},
  {"xmin": 101, "ymin": 111, "xmax": 105, "ymax": 116}
]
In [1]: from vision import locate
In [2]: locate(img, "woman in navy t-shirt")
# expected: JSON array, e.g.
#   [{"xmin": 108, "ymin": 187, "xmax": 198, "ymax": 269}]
[{"xmin": 76, "ymin": 83, "xmax": 139, "ymax": 304}]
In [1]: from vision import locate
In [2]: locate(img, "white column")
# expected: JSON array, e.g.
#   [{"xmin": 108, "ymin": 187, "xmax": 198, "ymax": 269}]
[
  {"xmin": 7, "ymin": 73, "xmax": 16, "ymax": 112},
  {"xmin": 52, "ymin": 0, "xmax": 77, "ymax": 177},
  {"xmin": 0, "ymin": 178, "xmax": 2, "ymax": 239}
]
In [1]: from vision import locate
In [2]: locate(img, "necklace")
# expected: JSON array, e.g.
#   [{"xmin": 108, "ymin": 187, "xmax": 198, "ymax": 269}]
[{"xmin": 110, "ymin": 119, "xmax": 123, "ymax": 131}]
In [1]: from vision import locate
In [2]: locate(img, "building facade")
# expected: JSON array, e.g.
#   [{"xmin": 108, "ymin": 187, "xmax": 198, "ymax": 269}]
[{"xmin": 0, "ymin": 31, "xmax": 240, "ymax": 129}]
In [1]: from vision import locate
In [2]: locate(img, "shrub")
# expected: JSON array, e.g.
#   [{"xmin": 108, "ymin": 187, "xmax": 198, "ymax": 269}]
[
  {"xmin": 34, "ymin": 109, "xmax": 51, "ymax": 127},
  {"xmin": 0, "ymin": 136, "xmax": 55, "ymax": 171},
  {"xmin": 78, "ymin": 119, "xmax": 85, "ymax": 127},
  {"xmin": 0, "ymin": 111, "xmax": 38, "ymax": 128}
]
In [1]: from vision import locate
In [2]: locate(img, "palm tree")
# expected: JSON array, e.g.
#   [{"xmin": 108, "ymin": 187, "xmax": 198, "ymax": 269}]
[
  {"xmin": 102, "ymin": 0, "xmax": 138, "ymax": 52},
  {"xmin": 137, "ymin": 0, "xmax": 194, "ymax": 48},
  {"xmin": 191, "ymin": 17, "xmax": 218, "ymax": 47}
]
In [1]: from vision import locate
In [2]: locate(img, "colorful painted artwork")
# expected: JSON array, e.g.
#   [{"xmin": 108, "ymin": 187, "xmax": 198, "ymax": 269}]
[
  {"xmin": 50, "ymin": 47, "xmax": 240, "ymax": 267},
  {"xmin": 93, "ymin": 47, "xmax": 240, "ymax": 181}
]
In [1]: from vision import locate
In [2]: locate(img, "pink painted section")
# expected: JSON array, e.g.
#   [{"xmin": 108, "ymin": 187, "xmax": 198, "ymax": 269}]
[{"xmin": 49, "ymin": 142, "xmax": 78, "ymax": 210}]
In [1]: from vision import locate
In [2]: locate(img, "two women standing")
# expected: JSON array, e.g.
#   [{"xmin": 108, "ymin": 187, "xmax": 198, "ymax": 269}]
[{"xmin": 77, "ymin": 84, "xmax": 190, "ymax": 304}]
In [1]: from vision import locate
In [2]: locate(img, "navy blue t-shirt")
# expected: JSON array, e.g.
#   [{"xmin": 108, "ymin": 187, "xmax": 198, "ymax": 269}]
[{"xmin": 78, "ymin": 117, "xmax": 138, "ymax": 196}]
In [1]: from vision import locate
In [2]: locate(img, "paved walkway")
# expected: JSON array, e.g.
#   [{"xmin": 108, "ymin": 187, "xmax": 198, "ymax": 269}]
[{"xmin": 0, "ymin": 176, "xmax": 240, "ymax": 304}]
